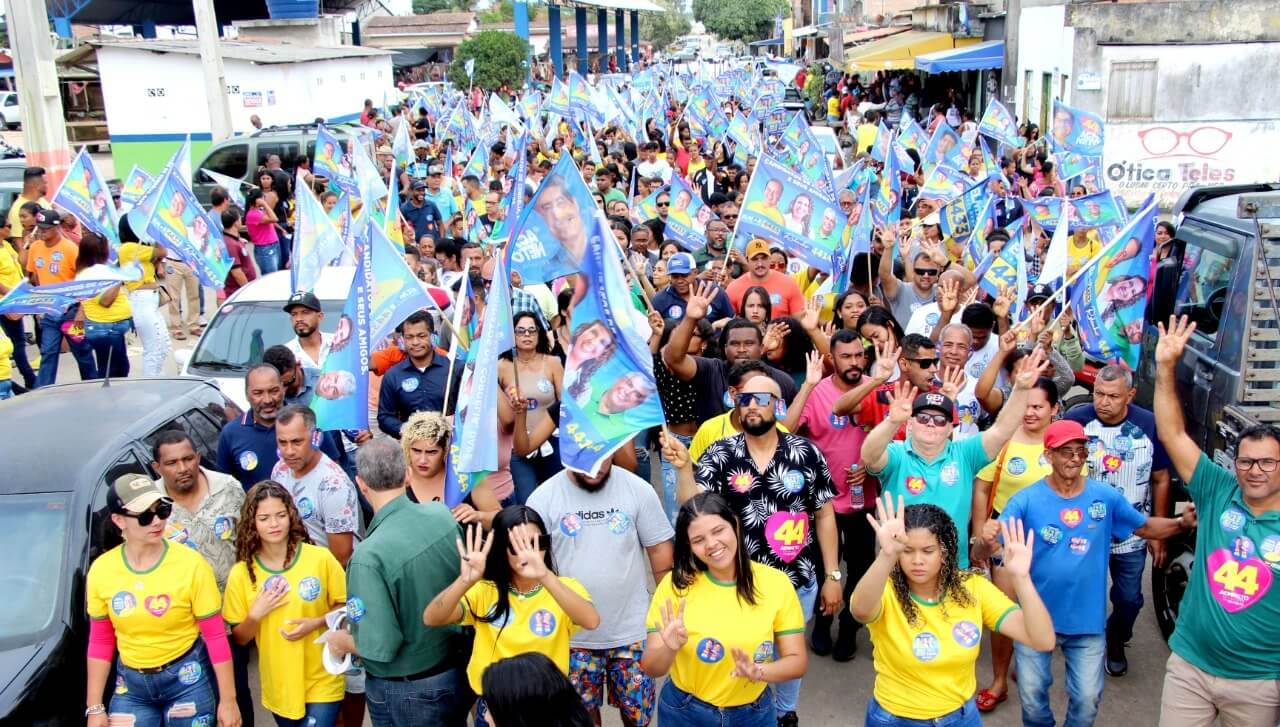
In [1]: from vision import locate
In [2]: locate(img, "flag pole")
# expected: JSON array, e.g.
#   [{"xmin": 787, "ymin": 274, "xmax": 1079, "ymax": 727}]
[
  {"xmin": 441, "ymin": 258, "xmax": 473, "ymax": 415},
  {"xmin": 1008, "ymin": 229, "xmax": 1125, "ymax": 334}
]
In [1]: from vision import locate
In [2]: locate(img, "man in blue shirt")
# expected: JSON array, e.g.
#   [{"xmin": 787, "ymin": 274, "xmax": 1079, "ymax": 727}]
[
  {"xmin": 988, "ymin": 419, "xmax": 1193, "ymax": 727},
  {"xmin": 650, "ymin": 253, "xmax": 733, "ymax": 324},
  {"xmin": 401, "ymin": 180, "xmax": 443, "ymax": 245},
  {"xmin": 216, "ymin": 364, "xmax": 343, "ymax": 489},
  {"xmin": 423, "ymin": 163, "xmax": 459, "ymax": 220},
  {"xmin": 377, "ymin": 311, "xmax": 462, "ymax": 438}
]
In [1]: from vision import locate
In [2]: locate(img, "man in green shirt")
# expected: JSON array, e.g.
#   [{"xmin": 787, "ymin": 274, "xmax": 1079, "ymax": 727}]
[
  {"xmin": 327, "ymin": 439, "xmax": 471, "ymax": 727},
  {"xmin": 1154, "ymin": 316, "xmax": 1280, "ymax": 726}
]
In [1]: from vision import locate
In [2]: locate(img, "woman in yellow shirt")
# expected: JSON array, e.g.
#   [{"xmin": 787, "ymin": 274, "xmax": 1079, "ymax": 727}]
[
  {"xmin": 75, "ymin": 231, "xmax": 132, "ymax": 378},
  {"xmin": 641, "ymin": 493, "xmax": 807, "ymax": 727},
  {"xmin": 424, "ymin": 506, "xmax": 599, "ymax": 721},
  {"xmin": 116, "ymin": 225, "xmax": 170, "ymax": 377},
  {"xmin": 851, "ymin": 497, "xmax": 1055, "ymax": 726},
  {"xmin": 0, "ymin": 326, "xmax": 13, "ymax": 399},
  {"xmin": 224, "ymin": 481, "xmax": 347, "ymax": 727}
]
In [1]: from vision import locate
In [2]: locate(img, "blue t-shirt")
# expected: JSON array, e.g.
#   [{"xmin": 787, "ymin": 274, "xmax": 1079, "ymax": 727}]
[
  {"xmin": 215, "ymin": 412, "xmax": 344, "ymax": 491},
  {"xmin": 1001, "ymin": 477, "xmax": 1147, "ymax": 635}
]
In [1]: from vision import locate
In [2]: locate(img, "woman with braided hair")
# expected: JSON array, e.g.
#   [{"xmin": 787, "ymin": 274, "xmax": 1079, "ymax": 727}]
[{"xmin": 850, "ymin": 496, "xmax": 1056, "ymax": 727}]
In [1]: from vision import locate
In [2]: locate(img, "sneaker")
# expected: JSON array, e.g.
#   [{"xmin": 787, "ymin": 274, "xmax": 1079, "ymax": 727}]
[
  {"xmin": 810, "ymin": 622, "xmax": 833, "ymax": 656},
  {"xmin": 777, "ymin": 712, "xmax": 799, "ymax": 727},
  {"xmin": 833, "ymin": 625, "xmax": 857, "ymax": 662},
  {"xmin": 1105, "ymin": 642, "xmax": 1128, "ymax": 677}
]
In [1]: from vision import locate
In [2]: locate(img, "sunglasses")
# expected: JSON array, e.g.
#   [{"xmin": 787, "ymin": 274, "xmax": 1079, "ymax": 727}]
[
  {"xmin": 913, "ymin": 268, "xmax": 940, "ymax": 277},
  {"xmin": 907, "ymin": 357, "xmax": 938, "ymax": 368},
  {"xmin": 1053, "ymin": 447, "xmax": 1089, "ymax": 461},
  {"xmin": 508, "ymin": 533, "xmax": 552, "ymax": 555},
  {"xmin": 121, "ymin": 499, "xmax": 174, "ymax": 526},
  {"xmin": 515, "ymin": 326, "xmax": 539, "ymax": 335},
  {"xmin": 735, "ymin": 392, "xmax": 776, "ymax": 408},
  {"xmin": 723, "ymin": 214, "xmax": 739, "ymax": 220},
  {"xmin": 656, "ymin": 202, "xmax": 670, "ymax": 208},
  {"xmin": 913, "ymin": 412, "xmax": 950, "ymax": 427}
]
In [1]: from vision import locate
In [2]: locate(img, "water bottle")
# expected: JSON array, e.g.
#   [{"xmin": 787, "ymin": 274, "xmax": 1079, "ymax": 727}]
[{"xmin": 849, "ymin": 464, "xmax": 865, "ymax": 510}]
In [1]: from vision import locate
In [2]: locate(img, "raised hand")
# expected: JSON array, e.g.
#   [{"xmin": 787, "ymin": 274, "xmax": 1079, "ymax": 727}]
[
  {"xmin": 730, "ymin": 647, "xmax": 765, "ymax": 682},
  {"xmin": 937, "ymin": 277, "xmax": 959, "ymax": 314},
  {"xmin": 1012, "ymin": 345, "xmax": 1049, "ymax": 389},
  {"xmin": 456, "ymin": 524, "xmax": 492, "ymax": 586},
  {"xmin": 660, "ymin": 429, "xmax": 691, "ymax": 470},
  {"xmin": 886, "ymin": 379, "xmax": 918, "ymax": 425},
  {"xmin": 685, "ymin": 281, "xmax": 716, "ymax": 321},
  {"xmin": 1156, "ymin": 315, "xmax": 1196, "ymax": 366},
  {"xmin": 799, "ymin": 296, "xmax": 822, "ymax": 332},
  {"xmin": 980, "ymin": 518, "xmax": 1001, "ymax": 550},
  {"xmin": 959, "ymin": 285, "xmax": 979, "ymax": 309},
  {"xmin": 647, "ymin": 308, "xmax": 666, "ymax": 338},
  {"xmin": 803, "ymin": 349, "xmax": 824, "ymax": 386},
  {"xmin": 656, "ymin": 598, "xmax": 689, "ymax": 651},
  {"xmin": 992, "ymin": 285, "xmax": 1015, "ymax": 319},
  {"xmin": 762, "ymin": 321, "xmax": 788, "ymax": 354},
  {"xmin": 939, "ymin": 365, "xmax": 966, "ymax": 399},
  {"xmin": 998, "ymin": 328, "xmax": 1018, "ymax": 355},
  {"xmin": 509, "ymin": 523, "xmax": 550, "ymax": 581},
  {"xmin": 867, "ymin": 493, "xmax": 909, "ymax": 558},
  {"xmin": 999, "ymin": 518, "xmax": 1035, "ymax": 579}
]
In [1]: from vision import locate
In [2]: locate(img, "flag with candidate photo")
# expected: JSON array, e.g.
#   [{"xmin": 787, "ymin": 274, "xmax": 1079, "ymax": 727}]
[
  {"xmin": 774, "ymin": 112, "xmax": 837, "ymax": 202},
  {"xmin": 938, "ymin": 176, "xmax": 992, "ymax": 242},
  {"xmin": 869, "ymin": 143, "xmax": 903, "ymax": 230},
  {"xmin": 977, "ymin": 98, "xmax": 1024, "ymax": 149},
  {"xmin": 898, "ymin": 117, "xmax": 929, "ymax": 152},
  {"xmin": 922, "ymin": 123, "xmax": 963, "ymax": 170},
  {"xmin": 143, "ymin": 167, "xmax": 232, "ymax": 288},
  {"xmin": 292, "ymin": 170, "xmax": 349, "ymax": 294},
  {"xmin": 311, "ymin": 223, "xmax": 373, "ymax": 432},
  {"xmin": 52, "ymin": 146, "xmax": 120, "ymax": 251},
  {"xmin": 313, "ymin": 124, "xmax": 358, "ymax": 195},
  {"xmin": 978, "ymin": 224, "xmax": 1028, "ymax": 318},
  {"xmin": 736, "ymin": 154, "xmax": 848, "ymax": 274},
  {"xmin": 1050, "ymin": 100, "xmax": 1105, "ymax": 157},
  {"xmin": 118, "ymin": 164, "xmax": 153, "ymax": 211},
  {"xmin": 546, "ymin": 76, "xmax": 571, "ymax": 117},
  {"xmin": 454, "ymin": 253, "xmax": 515, "ymax": 480},
  {"xmin": 664, "ymin": 175, "xmax": 718, "ymax": 253},
  {"xmin": 1069, "ymin": 197, "xmax": 1157, "ymax": 368},
  {"xmin": 0, "ymin": 268, "xmax": 141, "ymax": 316},
  {"xmin": 505, "ymin": 154, "xmax": 595, "ymax": 284}
]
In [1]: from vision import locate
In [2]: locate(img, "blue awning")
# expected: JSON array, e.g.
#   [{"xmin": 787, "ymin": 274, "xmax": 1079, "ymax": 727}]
[
  {"xmin": 915, "ymin": 40, "xmax": 1003, "ymax": 73},
  {"xmin": 750, "ymin": 38, "xmax": 784, "ymax": 47}
]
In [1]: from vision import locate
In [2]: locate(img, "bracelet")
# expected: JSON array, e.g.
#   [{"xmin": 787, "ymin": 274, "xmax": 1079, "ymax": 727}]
[{"xmin": 86, "ymin": 704, "xmax": 106, "ymax": 716}]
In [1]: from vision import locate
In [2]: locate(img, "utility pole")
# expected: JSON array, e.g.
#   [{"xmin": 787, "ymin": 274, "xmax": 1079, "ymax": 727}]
[
  {"xmin": 1003, "ymin": 0, "xmax": 1021, "ymax": 117},
  {"xmin": 192, "ymin": 0, "xmax": 233, "ymax": 142},
  {"xmin": 4, "ymin": 0, "xmax": 71, "ymax": 185}
]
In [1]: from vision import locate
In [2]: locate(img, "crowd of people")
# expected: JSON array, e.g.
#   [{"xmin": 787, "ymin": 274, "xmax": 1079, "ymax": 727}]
[{"xmin": 0, "ymin": 58, "xmax": 1273, "ymax": 727}]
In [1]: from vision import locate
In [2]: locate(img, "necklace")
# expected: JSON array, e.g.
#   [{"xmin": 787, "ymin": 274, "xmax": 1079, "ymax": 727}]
[{"xmin": 510, "ymin": 583, "xmax": 542, "ymax": 598}]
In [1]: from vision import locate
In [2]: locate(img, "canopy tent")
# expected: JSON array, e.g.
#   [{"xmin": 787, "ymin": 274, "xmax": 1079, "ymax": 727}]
[
  {"xmin": 750, "ymin": 38, "xmax": 784, "ymax": 47},
  {"xmin": 844, "ymin": 31, "xmax": 977, "ymax": 72},
  {"xmin": 915, "ymin": 40, "xmax": 1004, "ymax": 73}
]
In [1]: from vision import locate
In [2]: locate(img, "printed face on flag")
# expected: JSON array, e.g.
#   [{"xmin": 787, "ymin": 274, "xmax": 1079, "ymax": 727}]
[
  {"xmin": 144, "ymin": 169, "xmax": 231, "ymax": 289},
  {"xmin": 1051, "ymin": 100, "xmax": 1105, "ymax": 157},
  {"xmin": 664, "ymin": 175, "xmax": 718, "ymax": 252},
  {"xmin": 507, "ymin": 155, "xmax": 594, "ymax": 284},
  {"xmin": 311, "ymin": 225, "xmax": 373, "ymax": 432},
  {"xmin": 53, "ymin": 148, "xmax": 119, "ymax": 248},
  {"xmin": 736, "ymin": 155, "xmax": 848, "ymax": 273},
  {"xmin": 1069, "ymin": 199, "xmax": 1157, "ymax": 368}
]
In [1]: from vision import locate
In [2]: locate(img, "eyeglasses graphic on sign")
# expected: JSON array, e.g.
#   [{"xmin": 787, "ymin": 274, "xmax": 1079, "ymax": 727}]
[{"xmin": 1137, "ymin": 126, "xmax": 1232, "ymax": 157}]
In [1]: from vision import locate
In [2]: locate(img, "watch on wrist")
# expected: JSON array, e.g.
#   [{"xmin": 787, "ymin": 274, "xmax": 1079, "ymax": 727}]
[{"xmin": 827, "ymin": 569, "xmax": 843, "ymax": 582}]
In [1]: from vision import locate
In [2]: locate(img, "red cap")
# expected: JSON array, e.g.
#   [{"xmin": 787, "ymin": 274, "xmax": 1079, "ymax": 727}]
[{"xmin": 1043, "ymin": 420, "xmax": 1089, "ymax": 449}]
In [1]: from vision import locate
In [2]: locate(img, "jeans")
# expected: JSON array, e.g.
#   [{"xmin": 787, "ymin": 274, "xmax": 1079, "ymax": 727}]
[
  {"xmin": 84, "ymin": 319, "xmax": 131, "ymax": 379},
  {"xmin": 254, "ymin": 241, "xmax": 282, "ymax": 276},
  {"xmin": 508, "ymin": 438, "xmax": 562, "ymax": 505},
  {"xmin": 865, "ymin": 696, "xmax": 983, "ymax": 726},
  {"xmin": 773, "ymin": 579, "xmax": 817, "ymax": 716},
  {"xmin": 36, "ymin": 311, "xmax": 97, "ymax": 386},
  {"xmin": 0, "ymin": 314, "xmax": 35, "ymax": 387},
  {"xmin": 1014, "ymin": 633, "xmax": 1106, "ymax": 727},
  {"xmin": 273, "ymin": 701, "xmax": 340, "ymax": 727},
  {"xmin": 364, "ymin": 667, "xmax": 471, "ymax": 727},
  {"xmin": 129, "ymin": 288, "xmax": 171, "ymax": 376},
  {"xmin": 109, "ymin": 640, "xmax": 218, "ymax": 727},
  {"xmin": 659, "ymin": 432, "xmax": 694, "ymax": 524},
  {"xmin": 657, "ymin": 681, "xmax": 774, "ymax": 727},
  {"xmin": 0, "ymin": 380, "xmax": 11, "ymax": 400},
  {"xmin": 1106, "ymin": 548, "xmax": 1146, "ymax": 646}
]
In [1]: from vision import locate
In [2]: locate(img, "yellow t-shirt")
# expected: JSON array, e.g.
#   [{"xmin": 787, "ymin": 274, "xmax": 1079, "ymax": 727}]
[
  {"xmin": 86, "ymin": 540, "xmax": 222, "ymax": 669},
  {"xmin": 223, "ymin": 543, "xmax": 347, "ymax": 720},
  {"xmin": 460, "ymin": 576, "xmax": 592, "ymax": 695},
  {"xmin": 80, "ymin": 281, "xmax": 131, "ymax": 323},
  {"xmin": 646, "ymin": 563, "xmax": 804, "ymax": 708},
  {"xmin": 0, "ymin": 242, "xmax": 22, "ymax": 291},
  {"xmin": 117, "ymin": 242, "xmax": 158, "ymax": 292},
  {"xmin": 0, "ymin": 327, "xmax": 12, "ymax": 382},
  {"xmin": 1066, "ymin": 231, "xmax": 1101, "ymax": 276},
  {"xmin": 977, "ymin": 439, "xmax": 1052, "ymax": 513},
  {"xmin": 864, "ymin": 574, "xmax": 1018, "ymax": 719},
  {"xmin": 6, "ymin": 194, "xmax": 50, "ymax": 238},
  {"xmin": 827, "ymin": 97, "xmax": 840, "ymax": 119},
  {"xmin": 690, "ymin": 412, "xmax": 790, "ymax": 463}
]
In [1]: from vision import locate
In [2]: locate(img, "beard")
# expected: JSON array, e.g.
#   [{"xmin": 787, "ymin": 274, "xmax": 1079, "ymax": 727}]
[
  {"xmin": 838, "ymin": 367, "xmax": 863, "ymax": 386},
  {"xmin": 569, "ymin": 468, "xmax": 611, "ymax": 492},
  {"xmin": 741, "ymin": 415, "xmax": 776, "ymax": 437},
  {"xmin": 294, "ymin": 322, "xmax": 317, "ymax": 338}
]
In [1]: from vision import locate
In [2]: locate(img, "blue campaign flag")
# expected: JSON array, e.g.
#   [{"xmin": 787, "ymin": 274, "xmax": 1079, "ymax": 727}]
[
  {"xmin": 0, "ymin": 268, "xmax": 141, "ymax": 316},
  {"xmin": 870, "ymin": 143, "xmax": 903, "ymax": 230},
  {"xmin": 368, "ymin": 222, "xmax": 436, "ymax": 344},
  {"xmin": 545, "ymin": 76, "xmax": 571, "ymax": 117},
  {"xmin": 291, "ymin": 171, "xmax": 349, "ymax": 293},
  {"xmin": 922, "ymin": 123, "xmax": 963, "ymax": 170},
  {"xmin": 977, "ymin": 98, "xmax": 1024, "ymax": 149},
  {"xmin": 118, "ymin": 164, "xmax": 153, "ymax": 212},
  {"xmin": 52, "ymin": 146, "xmax": 120, "ymax": 251},
  {"xmin": 559, "ymin": 208, "xmax": 665, "ymax": 476},
  {"xmin": 1058, "ymin": 151, "xmax": 1100, "ymax": 185},
  {"xmin": 898, "ymin": 117, "xmax": 929, "ymax": 152},
  {"xmin": 937, "ymin": 176, "xmax": 992, "ymax": 242},
  {"xmin": 664, "ymin": 174, "xmax": 719, "ymax": 252},
  {"xmin": 311, "ymin": 223, "xmax": 373, "ymax": 432},
  {"xmin": 1050, "ymin": 100, "xmax": 1105, "ymax": 157},
  {"xmin": 774, "ymin": 112, "xmax": 837, "ymax": 202},
  {"xmin": 686, "ymin": 83, "xmax": 729, "ymax": 145},
  {"xmin": 201, "ymin": 169, "xmax": 249, "ymax": 209},
  {"xmin": 1069, "ymin": 197, "xmax": 1158, "ymax": 369},
  {"xmin": 831, "ymin": 185, "xmax": 874, "ymax": 298},
  {"xmin": 313, "ymin": 124, "xmax": 358, "ymax": 195},
  {"xmin": 978, "ymin": 224, "xmax": 1028, "ymax": 317},
  {"xmin": 453, "ymin": 253, "xmax": 515, "ymax": 481},
  {"xmin": 143, "ymin": 167, "xmax": 232, "ymax": 289},
  {"xmin": 505, "ymin": 154, "xmax": 594, "ymax": 284},
  {"xmin": 736, "ymin": 154, "xmax": 848, "ymax": 273}
]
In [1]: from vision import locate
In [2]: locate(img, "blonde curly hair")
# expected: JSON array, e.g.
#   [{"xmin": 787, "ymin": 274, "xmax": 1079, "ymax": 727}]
[{"xmin": 400, "ymin": 410, "xmax": 452, "ymax": 460}]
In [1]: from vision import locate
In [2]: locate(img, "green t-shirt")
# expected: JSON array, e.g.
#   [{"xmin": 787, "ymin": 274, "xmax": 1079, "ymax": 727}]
[
  {"xmin": 345, "ymin": 497, "xmax": 462, "ymax": 678},
  {"xmin": 1168, "ymin": 453, "xmax": 1280, "ymax": 680}
]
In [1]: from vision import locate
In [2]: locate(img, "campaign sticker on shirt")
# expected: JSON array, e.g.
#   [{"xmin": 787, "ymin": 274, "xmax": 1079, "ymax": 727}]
[
  {"xmin": 775, "ymin": 399, "xmax": 788, "ymax": 419},
  {"xmin": 753, "ymin": 641, "xmax": 774, "ymax": 663},
  {"xmin": 263, "ymin": 574, "xmax": 290, "ymax": 594},
  {"xmin": 781, "ymin": 470, "xmax": 805, "ymax": 493},
  {"xmin": 940, "ymin": 463, "xmax": 960, "ymax": 487},
  {"xmin": 1206, "ymin": 548, "xmax": 1272, "ymax": 613},
  {"xmin": 952, "ymin": 621, "xmax": 981, "ymax": 649},
  {"xmin": 667, "ymin": 305, "xmax": 683, "ymax": 318},
  {"xmin": 1006, "ymin": 457, "xmax": 1027, "ymax": 476},
  {"xmin": 165, "ymin": 523, "xmax": 192, "ymax": 546},
  {"xmin": 311, "ymin": 429, "xmax": 324, "ymax": 448},
  {"xmin": 1060, "ymin": 508, "xmax": 1083, "ymax": 528},
  {"xmin": 529, "ymin": 609, "xmax": 557, "ymax": 637},
  {"xmin": 401, "ymin": 378, "xmax": 420, "ymax": 393},
  {"xmin": 607, "ymin": 511, "xmax": 632, "ymax": 535},
  {"xmin": 298, "ymin": 576, "xmax": 322, "ymax": 602},
  {"xmin": 729, "ymin": 470, "xmax": 755, "ymax": 494},
  {"xmin": 560, "ymin": 514, "xmax": 583, "ymax": 537},
  {"xmin": 145, "ymin": 594, "xmax": 171, "ymax": 617},
  {"xmin": 1102, "ymin": 453, "xmax": 1123, "ymax": 473},
  {"xmin": 1260, "ymin": 535, "xmax": 1280, "ymax": 570},
  {"xmin": 905, "ymin": 476, "xmax": 927, "ymax": 495},
  {"xmin": 967, "ymin": 360, "xmax": 984, "ymax": 379},
  {"xmin": 537, "ymin": 377, "xmax": 554, "ymax": 394},
  {"xmin": 765, "ymin": 511, "xmax": 809, "ymax": 563},
  {"xmin": 829, "ymin": 413, "xmax": 849, "ymax": 429},
  {"xmin": 346, "ymin": 597, "xmax": 366, "ymax": 623},
  {"xmin": 177, "ymin": 661, "xmax": 203, "ymax": 686},
  {"xmin": 1220, "ymin": 507, "xmax": 1246, "ymax": 533},
  {"xmin": 926, "ymin": 312, "xmax": 940, "ymax": 327},
  {"xmin": 1114, "ymin": 435, "xmax": 1132, "ymax": 452},
  {"xmin": 1039, "ymin": 524, "xmax": 1063, "ymax": 545},
  {"xmin": 1233, "ymin": 536, "xmax": 1256, "ymax": 561},
  {"xmin": 1068, "ymin": 536, "xmax": 1090, "ymax": 555},
  {"xmin": 239, "ymin": 450, "xmax": 259, "ymax": 472},
  {"xmin": 1088, "ymin": 500, "xmax": 1107, "ymax": 521},
  {"xmin": 696, "ymin": 637, "xmax": 725, "ymax": 663},
  {"xmin": 526, "ymin": 398, "xmax": 538, "ymax": 411},
  {"xmin": 297, "ymin": 497, "xmax": 316, "ymax": 520},
  {"xmin": 111, "ymin": 591, "xmax": 137, "ymax": 617},
  {"xmin": 912, "ymin": 632, "xmax": 940, "ymax": 662},
  {"xmin": 770, "ymin": 293, "xmax": 782, "ymax": 306},
  {"xmin": 213, "ymin": 516, "xmax": 235, "ymax": 541}
]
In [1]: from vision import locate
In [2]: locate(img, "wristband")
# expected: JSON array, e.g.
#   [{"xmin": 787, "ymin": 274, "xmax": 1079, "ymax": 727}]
[{"xmin": 86, "ymin": 705, "xmax": 106, "ymax": 716}]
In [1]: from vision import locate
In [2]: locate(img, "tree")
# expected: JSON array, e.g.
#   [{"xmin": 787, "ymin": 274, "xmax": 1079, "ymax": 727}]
[
  {"xmin": 449, "ymin": 31, "xmax": 531, "ymax": 91},
  {"xmin": 413, "ymin": 0, "xmax": 475, "ymax": 12},
  {"xmin": 641, "ymin": 0, "xmax": 692, "ymax": 51},
  {"xmin": 477, "ymin": 0, "xmax": 541, "ymax": 23},
  {"xmin": 693, "ymin": 0, "xmax": 788, "ymax": 42}
]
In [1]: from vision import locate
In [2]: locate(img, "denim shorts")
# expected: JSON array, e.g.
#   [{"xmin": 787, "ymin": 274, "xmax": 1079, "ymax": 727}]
[{"xmin": 111, "ymin": 640, "xmax": 218, "ymax": 727}]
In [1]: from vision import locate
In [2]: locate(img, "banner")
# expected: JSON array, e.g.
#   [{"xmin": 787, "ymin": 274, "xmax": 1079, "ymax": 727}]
[
  {"xmin": 506, "ymin": 154, "xmax": 593, "ymax": 284},
  {"xmin": 545, "ymin": 76, "xmax": 571, "ymax": 117},
  {"xmin": 1050, "ymin": 99, "xmax": 1105, "ymax": 157},
  {"xmin": 313, "ymin": 124, "xmax": 358, "ymax": 195},
  {"xmin": 922, "ymin": 123, "xmax": 963, "ymax": 170},
  {"xmin": 898, "ymin": 117, "xmax": 929, "ymax": 152},
  {"xmin": 201, "ymin": 168, "xmax": 249, "ymax": 209},
  {"xmin": 118, "ymin": 164, "xmax": 153, "ymax": 211},
  {"xmin": 143, "ymin": 168, "xmax": 232, "ymax": 289},
  {"xmin": 774, "ymin": 113, "xmax": 837, "ymax": 202},
  {"xmin": 736, "ymin": 154, "xmax": 848, "ymax": 273},
  {"xmin": 310, "ymin": 223, "xmax": 373, "ymax": 432},
  {"xmin": 1017, "ymin": 190, "xmax": 1126, "ymax": 232},
  {"xmin": 663, "ymin": 174, "xmax": 718, "ymax": 252},
  {"xmin": 52, "ymin": 147, "xmax": 120, "ymax": 250},
  {"xmin": 937, "ymin": 176, "xmax": 991, "ymax": 242},
  {"xmin": 454, "ymin": 253, "xmax": 515, "ymax": 480},
  {"xmin": 560, "ymin": 209, "xmax": 664, "ymax": 476},
  {"xmin": 291, "ymin": 170, "xmax": 349, "ymax": 294},
  {"xmin": 1070, "ymin": 198, "xmax": 1158, "ymax": 368},
  {"xmin": 0, "ymin": 269, "xmax": 141, "ymax": 316},
  {"xmin": 977, "ymin": 98, "xmax": 1024, "ymax": 149}
]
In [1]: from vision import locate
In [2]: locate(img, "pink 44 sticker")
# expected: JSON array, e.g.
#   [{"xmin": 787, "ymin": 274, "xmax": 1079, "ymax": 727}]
[
  {"xmin": 766, "ymin": 511, "xmax": 808, "ymax": 563},
  {"xmin": 1206, "ymin": 548, "xmax": 1272, "ymax": 613}
]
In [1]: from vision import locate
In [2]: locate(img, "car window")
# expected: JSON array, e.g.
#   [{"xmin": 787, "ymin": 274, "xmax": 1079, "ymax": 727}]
[
  {"xmin": 187, "ymin": 299, "xmax": 344, "ymax": 377},
  {"xmin": 3, "ymin": 96, "xmax": 15, "ymax": 107},
  {"xmin": 0, "ymin": 493, "xmax": 70, "ymax": 649},
  {"xmin": 1174, "ymin": 223, "xmax": 1237, "ymax": 336},
  {"xmin": 91, "ymin": 452, "xmax": 150, "ymax": 562},
  {"xmin": 144, "ymin": 409, "xmax": 221, "ymax": 469},
  {"xmin": 201, "ymin": 143, "xmax": 248, "ymax": 180},
  {"xmin": 257, "ymin": 142, "xmax": 302, "ymax": 172}
]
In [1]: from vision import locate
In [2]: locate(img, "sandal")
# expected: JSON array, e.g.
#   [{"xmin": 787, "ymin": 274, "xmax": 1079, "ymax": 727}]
[
  {"xmin": 976, "ymin": 689, "xmax": 1007, "ymax": 713},
  {"xmin": 173, "ymin": 330, "xmax": 187, "ymax": 341}
]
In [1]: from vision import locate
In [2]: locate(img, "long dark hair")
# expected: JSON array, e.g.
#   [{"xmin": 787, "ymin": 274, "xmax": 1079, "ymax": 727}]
[
  {"xmin": 891, "ymin": 504, "xmax": 972, "ymax": 626},
  {"xmin": 672, "ymin": 493, "xmax": 757, "ymax": 606},
  {"xmin": 234, "ymin": 480, "xmax": 313, "ymax": 586},
  {"xmin": 481, "ymin": 653, "xmax": 592, "ymax": 727},
  {"xmin": 75, "ymin": 231, "xmax": 110, "ymax": 271},
  {"xmin": 856, "ymin": 305, "xmax": 905, "ymax": 345},
  {"xmin": 740, "ymin": 285, "xmax": 772, "ymax": 323},
  {"xmin": 501, "ymin": 312, "xmax": 553, "ymax": 359},
  {"xmin": 833, "ymin": 289, "xmax": 870, "ymax": 329},
  {"xmin": 471, "ymin": 506, "xmax": 556, "ymax": 628},
  {"xmin": 566, "ymin": 321, "xmax": 616, "ymax": 400}
]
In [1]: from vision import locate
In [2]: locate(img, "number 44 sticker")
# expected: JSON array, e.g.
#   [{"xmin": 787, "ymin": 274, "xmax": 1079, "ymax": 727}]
[
  {"xmin": 765, "ymin": 512, "xmax": 808, "ymax": 564},
  {"xmin": 1207, "ymin": 549, "xmax": 1272, "ymax": 613}
]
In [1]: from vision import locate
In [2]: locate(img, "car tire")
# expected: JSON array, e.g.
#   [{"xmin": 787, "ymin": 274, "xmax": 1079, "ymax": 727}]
[
  {"xmin": 0, "ymin": 114, "xmax": 7, "ymax": 129},
  {"xmin": 1152, "ymin": 532, "xmax": 1194, "ymax": 642}
]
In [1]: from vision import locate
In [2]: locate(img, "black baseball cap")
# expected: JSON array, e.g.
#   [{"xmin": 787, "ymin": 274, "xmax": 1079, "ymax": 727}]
[
  {"xmin": 284, "ymin": 291, "xmax": 322, "ymax": 313},
  {"xmin": 1027, "ymin": 283, "xmax": 1056, "ymax": 304},
  {"xmin": 34, "ymin": 208, "xmax": 62, "ymax": 227},
  {"xmin": 912, "ymin": 391, "xmax": 955, "ymax": 418}
]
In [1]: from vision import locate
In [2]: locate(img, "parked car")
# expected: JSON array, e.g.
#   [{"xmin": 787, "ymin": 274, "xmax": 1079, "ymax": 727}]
[
  {"xmin": 0, "ymin": 377, "xmax": 238, "ymax": 725},
  {"xmin": 0, "ymin": 92, "xmax": 21, "ymax": 130},
  {"xmin": 192, "ymin": 124, "xmax": 356, "ymax": 205},
  {"xmin": 781, "ymin": 87, "xmax": 806, "ymax": 115}
]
